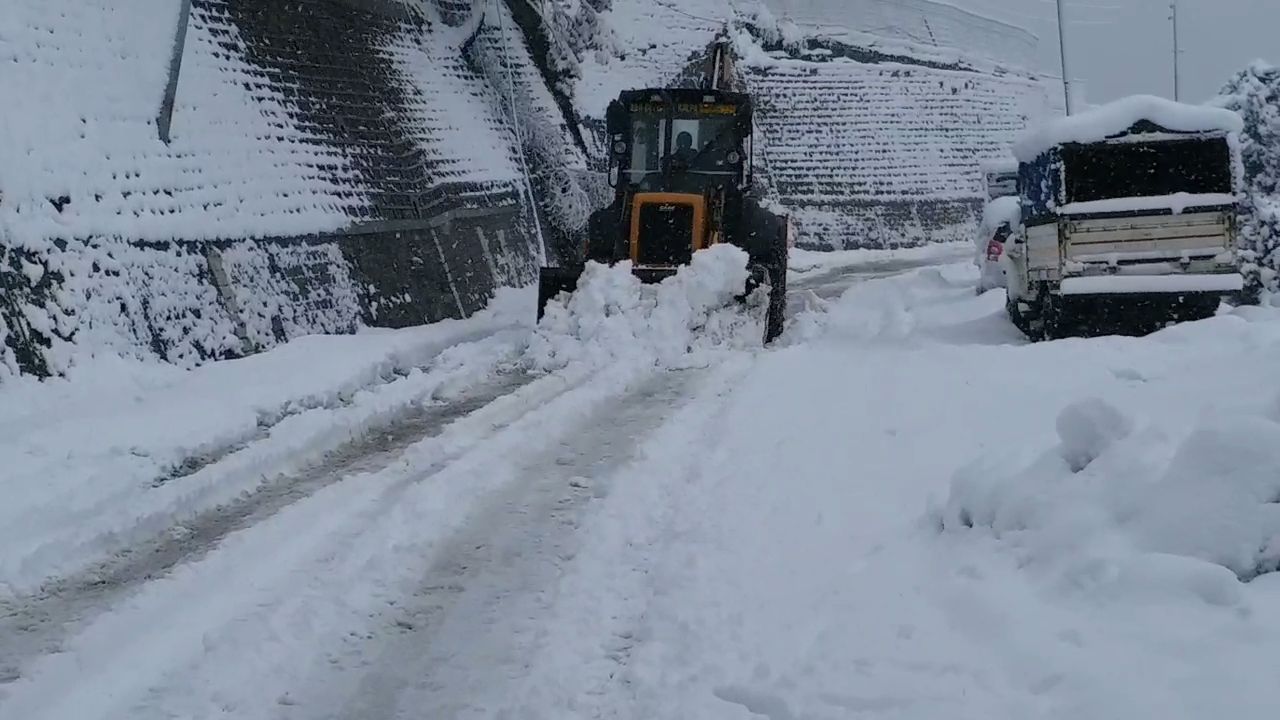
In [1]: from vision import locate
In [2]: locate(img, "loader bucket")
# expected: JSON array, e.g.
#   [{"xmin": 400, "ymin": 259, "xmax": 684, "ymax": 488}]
[{"xmin": 536, "ymin": 265, "xmax": 584, "ymax": 321}]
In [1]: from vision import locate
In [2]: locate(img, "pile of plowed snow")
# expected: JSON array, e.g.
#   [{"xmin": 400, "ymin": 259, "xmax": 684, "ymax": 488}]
[
  {"xmin": 937, "ymin": 394, "xmax": 1280, "ymax": 595},
  {"xmin": 526, "ymin": 245, "xmax": 768, "ymax": 372}
]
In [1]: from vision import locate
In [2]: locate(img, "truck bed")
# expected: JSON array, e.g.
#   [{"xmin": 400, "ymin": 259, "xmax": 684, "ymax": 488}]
[{"xmin": 1062, "ymin": 210, "xmax": 1234, "ymax": 265}]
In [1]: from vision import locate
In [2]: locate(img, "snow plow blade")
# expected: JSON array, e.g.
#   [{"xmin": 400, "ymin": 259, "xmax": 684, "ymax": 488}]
[{"xmin": 536, "ymin": 266, "xmax": 582, "ymax": 321}]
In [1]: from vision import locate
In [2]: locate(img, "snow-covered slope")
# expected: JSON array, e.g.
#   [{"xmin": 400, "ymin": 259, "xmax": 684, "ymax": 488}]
[
  {"xmin": 741, "ymin": 40, "xmax": 1052, "ymax": 248},
  {"xmin": 766, "ymin": 0, "xmax": 1041, "ymax": 71},
  {"xmin": 0, "ymin": 0, "xmax": 552, "ymax": 381},
  {"xmin": 0, "ymin": 0, "xmax": 529, "ymax": 244}
]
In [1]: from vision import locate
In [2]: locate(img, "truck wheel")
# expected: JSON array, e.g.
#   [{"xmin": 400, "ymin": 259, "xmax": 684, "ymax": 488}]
[
  {"xmin": 1038, "ymin": 288, "xmax": 1063, "ymax": 341},
  {"xmin": 1006, "ymin": 291, "xmax": 1032, "ymax": 336},
  {"xmin": 1025, "ymin": 284, "xmax": 1062, "ymax": 342}
]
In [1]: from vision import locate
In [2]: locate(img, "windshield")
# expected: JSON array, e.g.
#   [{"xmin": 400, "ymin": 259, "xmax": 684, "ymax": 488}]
[{"xmin": 627, "ymin": 113, "xmax": 740, "ymax": 190}]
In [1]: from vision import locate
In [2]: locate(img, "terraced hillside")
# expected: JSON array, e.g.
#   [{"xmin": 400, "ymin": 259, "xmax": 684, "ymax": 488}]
[
  {"xmin": 742, "ymin": 40, "xmax": 1053, "ymax": 248},
  {"xmin": 0, "ymin": 0, "xmax": 575, "ymax": 378}
]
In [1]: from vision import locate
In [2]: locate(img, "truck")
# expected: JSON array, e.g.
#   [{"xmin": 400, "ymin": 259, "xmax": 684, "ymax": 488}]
[{"xmin": 1004, "ymin": 96, "xmax": 1246, "ymax": 341}]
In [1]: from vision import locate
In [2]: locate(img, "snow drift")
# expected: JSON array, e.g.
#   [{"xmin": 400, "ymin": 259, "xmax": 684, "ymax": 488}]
[
  {"xmin": 525, "ymin": 245, "xmax": 768, "ymax": 372},
  {"xmin": 937, "ymin": 396, "xmax": 1280, "ymax": 585}
]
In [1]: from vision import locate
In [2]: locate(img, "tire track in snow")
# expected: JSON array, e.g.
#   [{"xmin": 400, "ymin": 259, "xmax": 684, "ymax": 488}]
[
  {"xmin": 0, "ymin": 328, "xmax": 528, "ymax": 596},
  {"xmin": 0, "ymin": 363, "xmax": 638, "ymax": 720},
  {"xmin": 0, "ymin": 369, "xmax": 535, "ymax": 688},
  {"xmin": 287, "ymin": 367, "xmax": 717, "ymax": 720},
  {"xmin": 786, "ymin": 254, "xmax": 958, "ymax": 319},
  {"xmin": 301, "ymin": 359, "xmax": 759, "ymax": 720}
]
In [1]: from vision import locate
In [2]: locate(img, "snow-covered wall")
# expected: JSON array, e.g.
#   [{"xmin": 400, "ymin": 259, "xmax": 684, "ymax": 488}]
[
  {"xmin": 0, "ymin": 0, "xmax": 549, "ymax": 380},
  {"xmin": 738, "ymin": 34, "xmax": 1053, "ymax": 248}
]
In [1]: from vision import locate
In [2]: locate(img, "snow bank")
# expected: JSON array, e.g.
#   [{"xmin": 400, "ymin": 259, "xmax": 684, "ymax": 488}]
[
  {"xmin": 1013, "ymin": 95, "xmax": 1244, "ymax": 162},
  {"xmin": 0, "ymin": 288, "xmax": 531, "ymax": 591},
  {"xmin": 526, "ymin": 245, "xmax": 766, "ymax": 372},
  {"xmin": 938, "ymin": 389, "xmax": 1280, "ymax": 586}
]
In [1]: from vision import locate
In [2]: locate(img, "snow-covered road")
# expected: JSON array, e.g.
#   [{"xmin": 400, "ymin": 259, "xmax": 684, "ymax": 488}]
[{"xmin": 4, "ymin": 244, "xmax": 1280, "ymax": 720}]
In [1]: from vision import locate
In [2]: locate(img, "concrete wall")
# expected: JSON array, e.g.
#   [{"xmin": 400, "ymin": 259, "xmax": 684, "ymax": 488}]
[{"xmin": 0, "ymin": 0, "xmax": 549, "ymax": 380}]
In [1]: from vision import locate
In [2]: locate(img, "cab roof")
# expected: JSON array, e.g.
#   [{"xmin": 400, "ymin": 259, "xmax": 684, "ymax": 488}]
[{"xmin": 616, "ymin": 88, "xmax": 752, "ymax": 112}]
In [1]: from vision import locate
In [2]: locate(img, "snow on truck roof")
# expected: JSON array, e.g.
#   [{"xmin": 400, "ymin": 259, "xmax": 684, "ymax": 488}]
[{"xmin": 1013, "ymin": 94, "xmax": 1244, "ymax": 163}]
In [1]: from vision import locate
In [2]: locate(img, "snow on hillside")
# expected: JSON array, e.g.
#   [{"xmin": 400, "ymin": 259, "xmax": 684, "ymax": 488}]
[
  {"xmin": 744, "ymin": 51, "xmax": 1051, "ymax": 203},
  {"xmin": 567, "ymin": 0, "xmax": 1046, "ymax": 118},
  {"xmin": 0, "ymin": 0, "xmax": 528, "ymax": 246},
  {"xmin": 570, "ymin": 0, "xmax": 735, "ymax": 117},
  {"xmin": 0, "ymin": 0, "xmax": 359, "ymax": 245},
  {"xmin": 738, "ymin": 37, "xmax": 1053, "ymax": 247},
  {"xmin": 765, "ymin": 0, "xmax": 1041, "ymax": 71}
]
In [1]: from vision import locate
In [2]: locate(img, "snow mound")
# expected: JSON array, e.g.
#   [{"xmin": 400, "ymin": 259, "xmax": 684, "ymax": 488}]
[
  {"xmin": 1013, "ymin": 94, "xmax": 1244, "ymax": 162},
  {"xmin": 937, "ymin": 402, "xmax": 1280, "ymax": 589},
  {"xmin": 526, "ymin": 245, "xmax": 767, "ymax": 372},
  {"xmin": 1129, "ymin": 418, "xmax": 1280, "ymax": 579},
  {"xmin": 1056, "ymin": 398, "xmax": 1133, "ymax": 472}
]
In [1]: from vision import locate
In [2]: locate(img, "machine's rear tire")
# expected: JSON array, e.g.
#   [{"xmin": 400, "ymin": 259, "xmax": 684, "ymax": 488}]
[{"xmin": 762, "ymin": 228, "xmax": 789, "ymax": 345}]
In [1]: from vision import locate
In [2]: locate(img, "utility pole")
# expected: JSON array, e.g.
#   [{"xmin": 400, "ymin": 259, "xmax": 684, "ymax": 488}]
[
  {"xmin": 1170, "ymin": 1, "xmax": 1181, "ymax": 101},
  {"xmin": 1056, "ymin": 0, "xmax": 1073, "ymax": 115}
]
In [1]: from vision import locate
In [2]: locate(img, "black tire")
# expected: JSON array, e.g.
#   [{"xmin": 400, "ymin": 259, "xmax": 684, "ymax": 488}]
[
  {"xmin": 1007, "ymin": 291, "xmax": 1032, "ymax": 337},
  {"xmin": 762, "ymin": 227, "xmax": 788, "ymax": 345},
  {"xmin": 1025, "ymin": 284, "xmax": 1062, "ymax": 342},
  {"xmin": 1039, "ymin": 288, "xmax": 1064, "ymax": 341}
]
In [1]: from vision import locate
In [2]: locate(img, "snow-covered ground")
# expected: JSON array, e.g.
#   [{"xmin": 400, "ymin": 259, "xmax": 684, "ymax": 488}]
[{"xmin": 3, "ymin": 248, "xmax": 1280, "ymax": 719}]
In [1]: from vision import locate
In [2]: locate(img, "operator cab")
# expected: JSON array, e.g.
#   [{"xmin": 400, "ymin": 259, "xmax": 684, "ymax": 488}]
[
  {"xmin": 608, "ymin": 89, "xmax": 752, "ymax": 195},
  {"xmin": 601, "ymin": 89, "xmax": 754, "ymax": 267}
]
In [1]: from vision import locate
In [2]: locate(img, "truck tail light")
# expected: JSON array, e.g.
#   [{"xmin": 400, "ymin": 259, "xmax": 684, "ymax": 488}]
[{"xmin": 986, "ymin": 240, "xmax": 1004, "ymax": 262}]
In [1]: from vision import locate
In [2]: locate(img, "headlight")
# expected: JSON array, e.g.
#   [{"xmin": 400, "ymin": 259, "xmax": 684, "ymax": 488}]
[
  {"xmin": 612, "ymin": 141, "xmax": 627, "ymax": 155},
  {"xmin": 727, "ymin": 151, "xmax": 741, "ymax": 164}
]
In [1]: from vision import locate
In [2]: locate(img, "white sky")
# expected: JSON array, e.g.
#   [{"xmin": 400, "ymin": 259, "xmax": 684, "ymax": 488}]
[{"xmin": 956, "ymin": 0, "xmax": 1279, "ymax": 106}]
